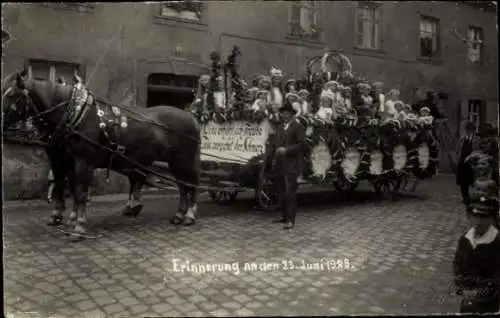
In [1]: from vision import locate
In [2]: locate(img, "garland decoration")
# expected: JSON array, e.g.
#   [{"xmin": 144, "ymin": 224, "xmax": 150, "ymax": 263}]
[{"xmin": 190, "ymin": 48, "xmax": 440, "ymax": 185}]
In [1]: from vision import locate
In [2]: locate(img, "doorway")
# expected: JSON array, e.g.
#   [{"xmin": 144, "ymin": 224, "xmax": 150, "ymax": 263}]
[
  {"xmin": 147, "ymin": 90, "xmax": 194, "ymax": 108},
  {"xmin": 147, "ymin": 73, "xmax": 198, "ymax": 109}
]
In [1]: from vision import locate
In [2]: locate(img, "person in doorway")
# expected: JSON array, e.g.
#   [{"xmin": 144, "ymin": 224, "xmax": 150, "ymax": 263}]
[
  {"xmin": 266, "ymin": 101, "xmax": 308, "ymax": 230},
  {"xmin": 453, "ymin": 194, "xmax": 500, "ymax": 314},
  {"xmin": 456, "ymin": 121, "xmax": 480, "ymax": 204}
]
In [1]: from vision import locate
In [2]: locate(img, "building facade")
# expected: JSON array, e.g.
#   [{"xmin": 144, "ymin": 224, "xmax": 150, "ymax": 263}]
[{"xmin": 2, "ymin": 2, "xmax": 498, "ymax": 154}]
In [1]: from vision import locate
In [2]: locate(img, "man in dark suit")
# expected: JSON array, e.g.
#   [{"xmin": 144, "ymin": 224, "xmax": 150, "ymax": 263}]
[
  {"xmin": 456, "ymin": 121, "xmax": 480, "ymax": 204},
  {"xmin": 266, "ymin": 101, "xmax": 308, "ymax": 229}
]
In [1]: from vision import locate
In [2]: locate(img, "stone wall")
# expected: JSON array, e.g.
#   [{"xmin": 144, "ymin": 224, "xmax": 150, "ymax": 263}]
[{"xmin": 2, "ymin": 143, "xmax": 129, "ymax": 201}]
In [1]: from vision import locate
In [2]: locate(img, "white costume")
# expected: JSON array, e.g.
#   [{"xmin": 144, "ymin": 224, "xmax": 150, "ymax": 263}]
[
  {"xmin": 270, "ymin": 67, "xmax": 284, "ymax": 112},
  {"xmin": 419, "ymin": 115, "xmax": 434, "ymax": 126},
  {"xmin": 384, "ymin": 100, "xmax": 398, "ymax": 118},
  {"xmin": 316, "ymin": 91, "xmax": 335, "ymax": 122},
  {"xmin": 214, "ymin": 91, "xmax": 226, "ymax": 109}
]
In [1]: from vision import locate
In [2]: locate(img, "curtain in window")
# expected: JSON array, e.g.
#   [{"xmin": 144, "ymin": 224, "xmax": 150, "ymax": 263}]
[
  {"xmin": 420, "ymin": 19, "xmax": 437, "ymax": 57},
  {"xmin": 357, "ymin": 7, "xmax": 379, "ymax": 49},
  {"xmin": 467, "ymin": 28, "xmax": 481, "ymax": 62},
  {"xmin": 300, "ymin": 1, "xmax": 315, "ymax": 36},
  {"xmin": 290, "ymin": 2, "xmax": 301, "ymax": 36}
]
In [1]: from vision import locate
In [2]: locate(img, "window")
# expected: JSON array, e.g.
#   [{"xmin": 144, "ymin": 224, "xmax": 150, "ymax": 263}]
[
  {"xmin": 289, "ymin": 1, "xmax": 319, "ymax": 40},
  {"xmin": 419, "ymin": 16, "xmax": 440, "ymax": 59},
  {"xmin": 159, "ymin": 1, "xmax": 203, "ymax": 21},
  {"xmin": 355, "ymin": 2, "xmax": 382, "ymax": 50},
  {"xmin": 467, "ymin": 26, "xmax": 484, "ymax": 64},
  {"xmin": 467, "ymin": 100, "xmax": 486, "ymax": 132},
  {"xmin": 28, "ymin": 60, "xmax": 80, "ymax": 83},
  {"xmin": 42, "ymin": 3, "xmax": 95, "ymax": 12}
]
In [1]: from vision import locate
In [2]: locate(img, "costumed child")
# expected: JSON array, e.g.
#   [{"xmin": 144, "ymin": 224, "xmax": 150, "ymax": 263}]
[
  {"xmin": 418, "ymin": 106, "xmax": 434, "ymax": 126},
  {"xmin": 453, "ymin": 193, "xmax": 500, "ymax": 314},
  {"xmin": 371, "ymin": 82, "xmax": 385, "ymax": 117},
  {"xmin": 257, "ymin": 75, "xmax": 272, "ymax": 97},
  {"xmin": 251, "ymin": 90, "xmax": 269, "ymax": 112},
  {"xmin": 246, "ymin": 87, "xmax": 259, "ymax": 107},
  {"xmin": 316, "ymin": 91, "xmax": 336, "ymax": 124},
  {"xmin": 285, "ymin": 79, "xmax": 297, "ymax": 94},
  {"xmin": 354, "ymin": 83, "xmax": 374, "ymax": 123},
  {"xmin": 190, "ymin": 74, "xmax": 211, "ymax": 121},
  {"xmin": 342, "ymin": 86, "xmax": 353, "ymax": 111},
  {"xmin": 191, "ymin": 74, "xmax": 210, "ymax": 109},
  {"xmin": 285, "ymin": 92, "xmax": 302, "ymax": 117},
  {"xmin": 323, "ymin": 81, "xmax": 343, "ymax": 120},
  {"xmin": 298, "ymin": 89, "xmax": 311, "ymax": 116},
  {"xmin": 323, "ymin": 80, "xmax": 339, "ymax": 96},
  {"xmin": 269, "ymin": 67, "xmax": 285, "ymax": 112},
  {"xmin": 250, "ymin": 90, "xmax": 270, "ymax": 122},
  {"xmin": 212, "ymin": 75, "xmax": 228, "ymax": 121},
  {"xmin": 384, "ymin": 89, "xmax": 400, "ymax": 119},
  {"xmin": 466, "ymin": 142, "xmax": 498, "ymax": 201},
  {"xmin": 396, "ymin": 102, "xmax": 408, "ymax": 122}
]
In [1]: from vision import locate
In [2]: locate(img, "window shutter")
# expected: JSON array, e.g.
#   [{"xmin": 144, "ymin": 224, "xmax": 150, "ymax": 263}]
[
  {"xmin": 289, "ymin": 1, "xmax": 301, "ymax": 37},
  {"xmin": 460, "ymin": 100, "xmax": 468, "ymax": 133},
  {"xmin": 436, "ymin": 20, "xmax": 441, "ymax": 56},
  {"xmin": 378, "ymin": 6, "xmax": 384, "ymax": 48},
  {"xmin": 355, "ymin": 8, "xmax": 364, "ymax": 47},
  {"xmin": 479, "ymin": 100, "xmax": 487, "ymax": 128}
]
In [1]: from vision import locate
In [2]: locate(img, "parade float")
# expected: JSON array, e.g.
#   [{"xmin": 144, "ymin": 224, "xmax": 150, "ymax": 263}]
[{"xmin": 190, "ymin": 47, "xmax": 440, "ymax": 211}]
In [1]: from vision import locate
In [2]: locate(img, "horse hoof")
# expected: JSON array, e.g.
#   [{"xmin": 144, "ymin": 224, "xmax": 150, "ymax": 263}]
[
  {"xmin": 170, "ymin": 216, "xmax": 183, "ymax": 225},
  {"xmin": 69, "ymin": 234, "xmax": 85, "ymax": 243},
  {"xmin": 131, "ymin": 205, "xmax": 143, "ymax": 217},
  {"xmin": 122, "ymin": 206, "xmax": 134, "ymax": 216},
  {"xmin": 182, "ymin": 217, "xmax": 195, "ymax": 226},
  {"xmin": 47, "ymin": 216, "xmax": 63, "ymax": 226}
]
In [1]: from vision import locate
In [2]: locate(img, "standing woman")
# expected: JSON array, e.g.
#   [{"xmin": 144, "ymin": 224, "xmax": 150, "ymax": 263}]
[{"xmin": 456, "ymin": 121, "xmax": 480, "ymax": 204}]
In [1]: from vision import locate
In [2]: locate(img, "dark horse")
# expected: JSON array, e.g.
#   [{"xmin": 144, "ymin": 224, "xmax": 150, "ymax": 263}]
[{"xmin": 2, "ymin": 72, "xmax": 201, "ymax": 240}]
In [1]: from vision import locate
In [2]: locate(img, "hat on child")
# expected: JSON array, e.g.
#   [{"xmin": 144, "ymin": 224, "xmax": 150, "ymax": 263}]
[
  {"xmin": 420, "ymin": 107, "xmax": 431, "ymax": 113},
  {"xmin": 298, "ymin": 89, "xmax": 310, "ymax": 97},
  {"xmin": 467, "ymin": 194, "xmax": 499, "ymax": 218},
  {"xmin": 285, "ymin": 92, "xmax": 300, "ymax": 101}
]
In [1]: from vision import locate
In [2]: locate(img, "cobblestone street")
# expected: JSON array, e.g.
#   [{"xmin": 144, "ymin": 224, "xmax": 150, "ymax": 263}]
[{"xmin": 4, "ymin": 175, "xmax": 467, "ymax": 316}]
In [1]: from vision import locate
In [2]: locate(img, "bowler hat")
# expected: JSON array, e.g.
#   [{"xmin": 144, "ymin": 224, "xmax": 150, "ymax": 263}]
[
  {"xmin": 279, "ymin": 101, "xmax": 297, "ymax": 114},
  {"xmin": 464, "ymin": 121, "xmax": 476, "ymax": 131}
]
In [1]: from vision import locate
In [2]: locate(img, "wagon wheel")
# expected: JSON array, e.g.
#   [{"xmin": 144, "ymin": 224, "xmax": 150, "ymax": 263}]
[
  {"xmin": 335, "ymin": 146, "xmax": 361, "ymax": 193},
  {"xmin": 372, "ymin": 175, "xmax": 403, "ymax": 197},
  {"xmin": 255, "ymin": 164, "xmax": 280, "ymax": 212},
  {"xmin": 382, "ymin": 176, "xmax": 403, "ymax": 193},
  {"xmin": 208, "ymin": 190, "xmax": 238, "ymax": 205},
  {"xmin": 334, "ymin": 174, "xmax": 359, "ymax": 193}
]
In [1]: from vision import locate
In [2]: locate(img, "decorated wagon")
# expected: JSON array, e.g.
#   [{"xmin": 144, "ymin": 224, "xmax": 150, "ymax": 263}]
[{"xmin": 190, "ymin": 47, "xmax": 440, "ymax": 211}]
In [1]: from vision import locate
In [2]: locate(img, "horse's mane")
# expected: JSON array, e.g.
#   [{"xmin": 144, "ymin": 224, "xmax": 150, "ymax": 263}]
[{"xmin": 1, "ymin": 70, "xmax": 22, "ymax": 95}]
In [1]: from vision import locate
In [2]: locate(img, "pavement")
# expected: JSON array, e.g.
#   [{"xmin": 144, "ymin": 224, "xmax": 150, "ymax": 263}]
[{"xmin": 3, "ymin": 174, "xmax": 470, "ymax": 316}]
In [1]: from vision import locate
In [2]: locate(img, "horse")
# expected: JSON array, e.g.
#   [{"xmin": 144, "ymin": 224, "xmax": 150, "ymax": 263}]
[{"xmin": 2, "ymin": 71, "xmax": 201, "ymax": 241}]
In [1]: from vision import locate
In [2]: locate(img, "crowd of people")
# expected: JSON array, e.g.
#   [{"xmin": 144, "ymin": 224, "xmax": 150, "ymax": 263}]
[
  {"xmin": 453, "ymin": 120, "xmax": 499, "ymax": 314},
  {"xmin": 191, "ymin": 66, "xmax": 437, "ymax": 130}
]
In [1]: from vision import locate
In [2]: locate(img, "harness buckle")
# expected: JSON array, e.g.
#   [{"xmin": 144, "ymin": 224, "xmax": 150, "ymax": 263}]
[{"xmin": 117, "ymin": 145, "xmax": 126, "ymax": 154}]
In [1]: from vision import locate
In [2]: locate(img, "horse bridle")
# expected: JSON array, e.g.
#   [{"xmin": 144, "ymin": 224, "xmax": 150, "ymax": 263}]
[{"xmin": 3, "ymin": 84, "xmax": 72, "ymax": 144}]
